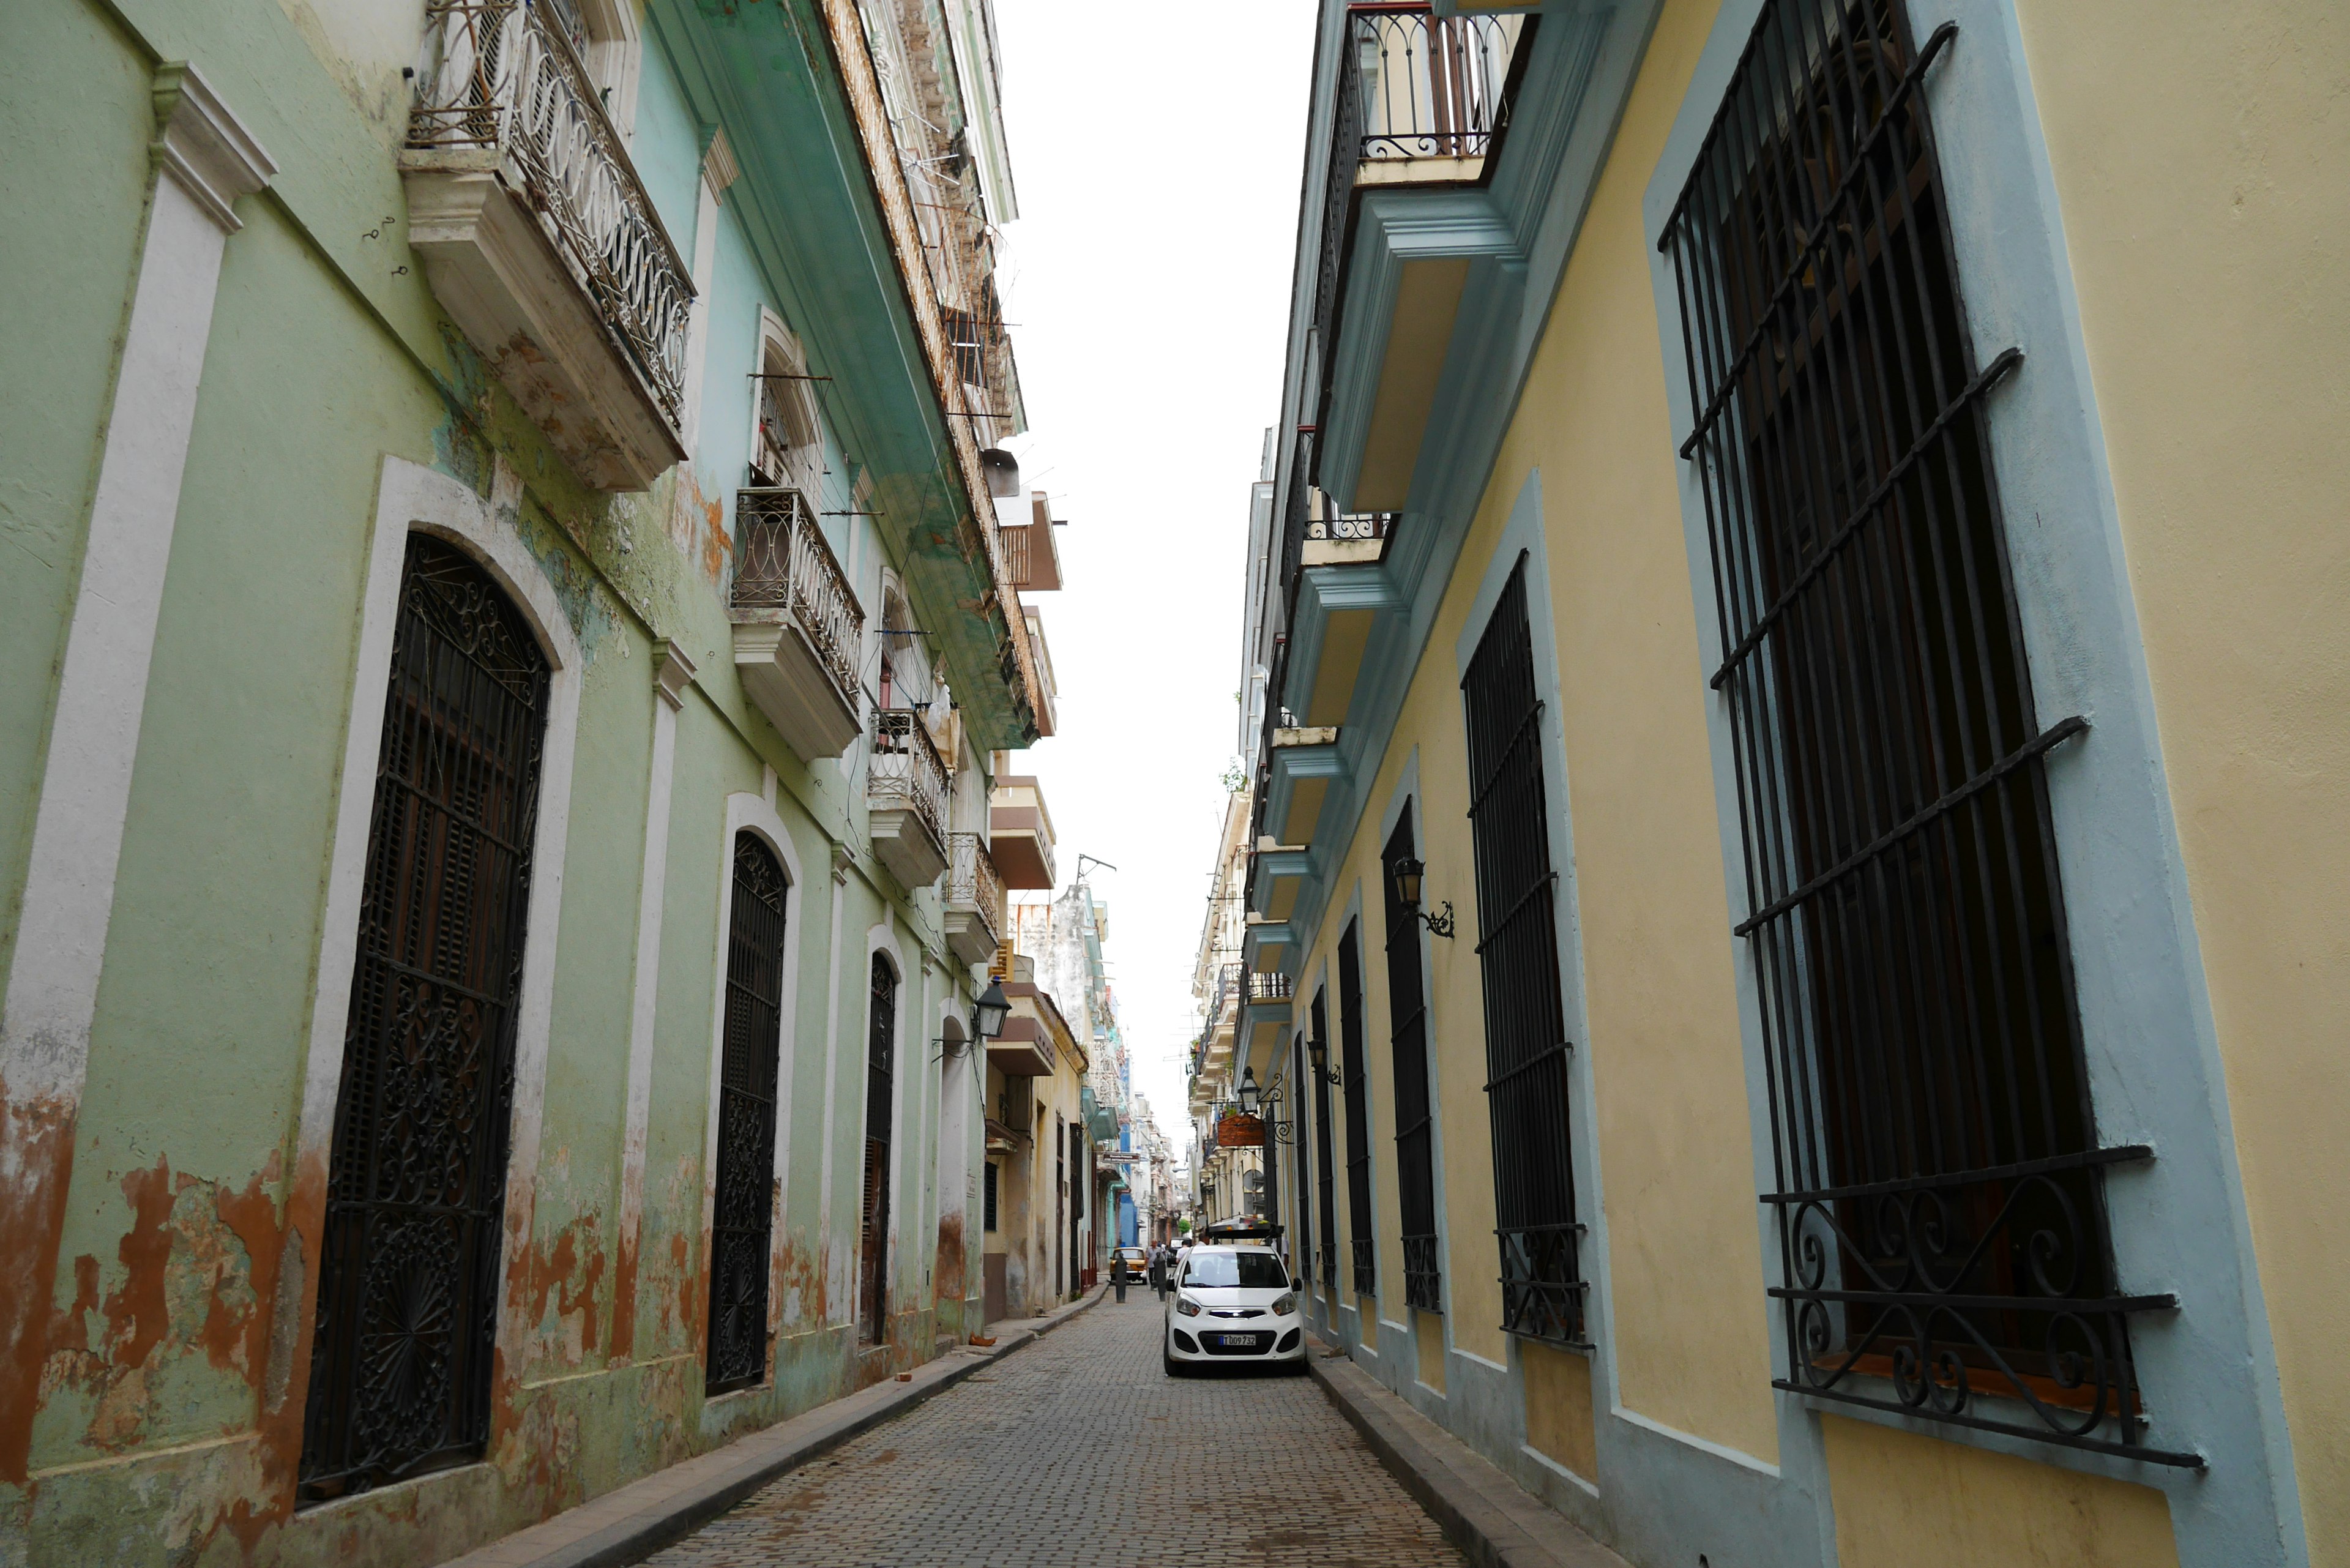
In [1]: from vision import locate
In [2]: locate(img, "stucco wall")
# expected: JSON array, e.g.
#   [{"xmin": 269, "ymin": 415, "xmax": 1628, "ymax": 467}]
[{"xmin": 2009, "ymin": 5, "xmax": 2350, "ymax": 1559}]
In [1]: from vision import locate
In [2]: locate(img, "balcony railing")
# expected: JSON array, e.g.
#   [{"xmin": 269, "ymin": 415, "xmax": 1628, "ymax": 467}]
[
  {"xmin": 1247, "ymin": 972, "xmax": 1295, "ymax": 1005},
  {"xmin": 871, "ymin": 709, "xmax": 950, "ymax": 850},
  {"xmin": 948, "ymin": 834, "xmax": 1005, "ymax": 946},
  {"xmin": 1350, "ymin": 9, "xmax": 1523, "ymax": 164},
  {"xmin": 1305, "ymin": 512, "xmax": 1397, "ymax": 544},
  {"xmin": 734, "ymin": 489, "xmax": 863, "ymax": 707},
  {"xmin": 408, "ymin": 0, "xmax": 692, "ymax": 424}
]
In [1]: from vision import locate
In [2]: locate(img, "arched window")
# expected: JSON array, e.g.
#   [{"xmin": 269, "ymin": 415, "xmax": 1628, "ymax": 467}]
[
  {"xmin": 859, "ymin": 954, "xmax": 898, "ymax": 1344},
  {"xmin": 751, "ymin": 318, "xmax": 822, "ymax": 498},
  {"xmin": 707, "ymin": 833, "xmax": 789, "ymax": 1394},
  {"xmin": 302, "ymin": 535, "xmax": 551, "ymax": 1502}
]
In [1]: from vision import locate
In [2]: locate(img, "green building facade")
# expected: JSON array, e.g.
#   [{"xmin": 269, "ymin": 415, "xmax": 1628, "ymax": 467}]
[{"xmin": 0, "ymin": 0, "xmax": 1043, "ymax": 1561}]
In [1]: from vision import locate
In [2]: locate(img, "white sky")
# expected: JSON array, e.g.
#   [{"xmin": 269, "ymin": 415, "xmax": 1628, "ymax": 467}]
[{"xmin": 987, "ymin": 1, "xmax": 1317, "ymax": 1148}]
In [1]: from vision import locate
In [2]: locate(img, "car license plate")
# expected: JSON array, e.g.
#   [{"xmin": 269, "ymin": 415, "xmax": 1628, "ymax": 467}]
[{"xmin": 1216, "ymin": 1334, "xmax": 1261, "ymax": 1348}]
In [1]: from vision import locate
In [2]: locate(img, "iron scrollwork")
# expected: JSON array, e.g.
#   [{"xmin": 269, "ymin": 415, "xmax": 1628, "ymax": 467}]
[{"xmin": 1769, "ymin": 1153, "xmax": 2195, "ymax": 1464}]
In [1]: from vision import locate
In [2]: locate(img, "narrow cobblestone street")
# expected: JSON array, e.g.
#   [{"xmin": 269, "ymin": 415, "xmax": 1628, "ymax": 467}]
[{"xmin": 642, "ymin": 1296, "xmax": 1464, "ymax": 1567}]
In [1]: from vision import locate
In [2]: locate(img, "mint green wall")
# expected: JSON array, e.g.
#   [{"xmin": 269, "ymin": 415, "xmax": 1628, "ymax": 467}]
[
  {"xmin": 5, "ymin": 0, "xmax": 996, "ymax": 1557},
  {"xmin": 0, "ymin": 1, "xmax": 155, "ymax": 987}
]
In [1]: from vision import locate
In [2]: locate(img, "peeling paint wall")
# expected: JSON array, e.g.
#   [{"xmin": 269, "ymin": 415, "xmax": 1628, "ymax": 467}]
[{"xmin": 0, "ymin": 0, "xmax": 1013, "ymax": 1561}]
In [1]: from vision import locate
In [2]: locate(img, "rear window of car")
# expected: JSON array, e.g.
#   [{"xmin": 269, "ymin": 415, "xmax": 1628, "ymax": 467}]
[{"xmin": 1181, "ymin": 1252, "xmax": 1288, "ymax": 1290}]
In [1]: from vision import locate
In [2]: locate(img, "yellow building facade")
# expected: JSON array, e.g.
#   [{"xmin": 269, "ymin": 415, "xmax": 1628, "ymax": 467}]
[{"xmin": 1225, "ymin": 4, "xmax": 2346, "ymax": 1566}]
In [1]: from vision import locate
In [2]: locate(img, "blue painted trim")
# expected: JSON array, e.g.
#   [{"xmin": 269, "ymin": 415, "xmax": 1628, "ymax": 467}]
[
  {"xmin": 1268, "ymin": 0, "xmax": 1665, "ymax": 981},
  {"xmin": 1242, "ymin": 919, "xmax": 1296, "ymax": 977},
  {"xmin": 1263, "ymin": 739, "xmax": 1349, "ymax": 854},
  {"xmin": 1322, "ymin": 193, "xmax": 1520, "ymax": 512},
  {"xmin": 1639, "ymin": 2, "xmax": 2303, "ymax": 1563},
  {"xmin": 1247, "ymin": 848, "xmax": 1318, "ymax": 919}
]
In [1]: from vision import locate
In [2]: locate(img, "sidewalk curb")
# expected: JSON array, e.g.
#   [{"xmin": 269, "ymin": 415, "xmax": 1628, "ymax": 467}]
[
  {"xmin": 438, "ymin": 1287, "xmax": 1107, "ymax": 1568},
  {"xmin": 1306, "ymin": 1337, "xmax": 1629, "ymax": 1568}
]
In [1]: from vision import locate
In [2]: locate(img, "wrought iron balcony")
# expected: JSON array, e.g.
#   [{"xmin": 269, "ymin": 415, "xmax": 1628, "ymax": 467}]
[
  {"xmin": 1349, "ymin": 9, "xmax": 1523, "ymax": 168},
  {"xmin": 944, "ymin": 833, "xmax": 1005, "ymax": 966},
  {"xmin": 1246, "ymin": 972, "xmax": 1295, "ymax": 1006},
  {"xmin": 870, "ymin": 709, "xmax": 951, "ymax": 888},
  {"xmin": 1316, "ymin": 7, "xmax": 1530, "ymax": 379},
  {"xmin": 403, "ymin": 0, "xmax": 693, "ymax": 488},
  {"xmin": 730, "ymin": 490, "xmax": 865, "ymax": 760}
]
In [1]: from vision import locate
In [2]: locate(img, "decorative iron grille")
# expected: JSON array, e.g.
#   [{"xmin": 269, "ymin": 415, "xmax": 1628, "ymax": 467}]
[
  {"xmin": 733, "ymin": 488, "xmax": 864, "ymax": 708},
  {"xmin": 1462, "ymin": 559, "xmax": 1586, "ymax": 1347},
  {"xmin": 300, "ymin": 536, "xmax": 549, "ymax": 1502},
  {"xmin": 1339, "ymin": 924, "xmax": 1377, "ymax": 1301},
  {"xmin": 870, "ymin": 709, "xmax": 950, "ymax": 856},
  {"xmin": 1305, "ymin": 510, "xmax": 1399, "ymax": 543},
  {"xmin": 1657, "ymin": 0, "xmax": 2189, "ymax": 1465},
  {"xmin": 406, "ymin": 0, "xmax": 693, "ymax": 425},
  {"xmin": 860, "ymin": 956, "xmax": 897, "ymax": 1344},
  {"xmin": 1351, "ymin": 9, "xmax": 1524, "ymax": 162},
  {"xmin": 1384, "ymin": 808, "xmax": 1442, "ymax": 1314},
  {"xmin": 1311, "ymin": 988, "xmax": 1340, "ymax": 1291},
  {"xmin": 707, "ymin": 834, "xmax": 788, "ymax": 1394}
]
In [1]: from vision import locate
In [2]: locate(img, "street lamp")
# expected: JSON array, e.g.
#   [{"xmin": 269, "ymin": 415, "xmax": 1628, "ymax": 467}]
[
  {"xmin": 1387, "ymin": 854, "xmax": 1456, "ymax": 939},
  {"xmin": 971, "ymin": 979, "xmax": 1010, "ymax": 1040},
  {"xmin": 1305, "ymin": 1033, "xmax": 1343, "ymax": 1087},
  {"xmin": 1237, "ymin": 1066, "xmax": 1261, "ymax": 1116}
]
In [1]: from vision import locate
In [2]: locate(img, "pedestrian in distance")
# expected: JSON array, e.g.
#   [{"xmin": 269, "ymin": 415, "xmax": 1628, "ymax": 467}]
[
  {"xmin": 1147, "ymin": 1244, "xmax": 1167, "ymax": 1300},
  {"xmin": 1111, "ymin": 1250, "xmax": 1130, "ymax": 1304}
]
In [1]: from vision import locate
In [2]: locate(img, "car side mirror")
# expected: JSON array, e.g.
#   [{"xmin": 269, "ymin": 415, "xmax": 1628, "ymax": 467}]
[{"xmin": 1291, "ymin": 1275, "xmax": 1304, "ymax": 1291}]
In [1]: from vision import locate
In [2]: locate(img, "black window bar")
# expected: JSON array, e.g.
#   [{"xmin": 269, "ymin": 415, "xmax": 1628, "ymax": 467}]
[
  {"xmin": 1384, "ymin": 807, "xmax": 1443, "ymax": 1314},
  {"xmin": 859, "ymin": 957, "xmax": 897, "ymax": 1345},
  {"xmin": 707, "ymin": 834, "xmax": 789, "ymax": 1394},
  {"xmin": 1657, "ymin": 0, "xmax": 2193, "ymax": 1466},
  {"xmin": 1338, "ymin": 925, "xmax": 1378, "ymax": 1301},
  {"xmin": 1461, "ymin": 559, "xmax": 1586, "ymax": 1348},
  {"xmin": 300, "ymin": 536, "xmax": 549, "ymax": 1502},
  {"xmin": 1292, "ymin": 1032, "xmax": 1316, "ymax": 1288},
  {"xmin": 1312, "ymin": 987, "xmax": 1340, "ymax": 1291}
]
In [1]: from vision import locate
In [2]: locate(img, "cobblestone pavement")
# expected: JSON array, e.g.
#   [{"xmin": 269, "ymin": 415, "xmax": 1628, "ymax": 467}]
[{"xmin": 642, "ymin": 1292, "xmax": 1466, "ymax": 1567}]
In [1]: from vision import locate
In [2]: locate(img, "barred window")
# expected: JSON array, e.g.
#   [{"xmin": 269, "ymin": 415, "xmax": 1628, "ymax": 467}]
[
  {"xmin": 984, "ymin": 1162, "xmax": 999, "ymax": 1233},
  {"xmin": 707, "ymin": 834, "xmax": 789, "ymax": 1394},
  {"xmin": 859, "ymin": 955, "xmax": 897, "ymax": 1345},
  {"xmin": 1338, "ymin": 923, "xmax": 1376, "ymax": 1300},
  {"xmin": 1292, "ymin": 1032, "xmax": 1316, "ymax": 1283},
  {"xmin": 1311, "ymin": 986, "xmax": 1340, "ymax": 1291},
  {"xmin": 1383, "ymin": 808, "xmax": 1442, "ymax": 1313},
  {"xmin": 1658, "ymin": 0, "xmax": 2186, "ymax": 1463},
  {"xmin": 1462, "ymin": 558, "xmax": 1584, "ymax": 1346},
  {"xmin": 301, "ymin": 536, "xmax": 549, "ymax": 1501}
]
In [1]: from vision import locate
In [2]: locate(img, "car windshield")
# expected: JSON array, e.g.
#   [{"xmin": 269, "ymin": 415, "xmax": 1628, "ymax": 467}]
[{"xmin": 1181, "ymin": 1252, "xmax": 1288, "ymax": 1290}]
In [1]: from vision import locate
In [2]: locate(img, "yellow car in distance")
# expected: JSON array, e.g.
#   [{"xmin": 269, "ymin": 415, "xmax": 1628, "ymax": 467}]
[{"xmin": 1108, "ymin": 1246, "xmax": 1152, "ymax": 1286}]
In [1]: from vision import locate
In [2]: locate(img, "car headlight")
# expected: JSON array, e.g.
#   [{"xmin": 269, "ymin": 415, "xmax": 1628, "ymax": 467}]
[
  {"xmin": 1174, "ymin": 1295, "xmax": 1202, "ymax": 1316},
  {"xmin": 1271, "ymin": 1292, "xmax": 1298, "ymax": 1316}
]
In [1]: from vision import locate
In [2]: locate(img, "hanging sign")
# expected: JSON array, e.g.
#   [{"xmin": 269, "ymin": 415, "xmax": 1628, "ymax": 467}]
[{"xmin": 1215, "ymin": 1111, "xmax": 1265, "ymax": 1148}]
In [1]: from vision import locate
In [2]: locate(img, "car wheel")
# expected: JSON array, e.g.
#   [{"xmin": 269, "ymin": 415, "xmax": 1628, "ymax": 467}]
[{"xmin": 1163, "ymin": 1349, "xmax": 1184, "ymax": 1378}]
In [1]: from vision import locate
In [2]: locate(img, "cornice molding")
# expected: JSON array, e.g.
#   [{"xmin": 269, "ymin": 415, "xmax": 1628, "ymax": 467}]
[{"xmin": 151, "ymin": 62, "xmax": 275, "ymax": 233}]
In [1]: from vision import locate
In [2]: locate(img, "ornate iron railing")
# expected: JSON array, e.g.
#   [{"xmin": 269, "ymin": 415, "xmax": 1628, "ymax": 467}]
[
  {"xmin": 1351, "ymin": 9, "xmax": 1523, "ymax": 163},
  {"xmin": 1247, "ymin": 971, "xmax": 1294, "ymax": 1004},
  {"xmin": 733, "ymin": 490, "xmax": 864, "ymax": 708},
  {"xmin": 1306, "ymin": 510, "xmax": 1398, "ymax": 543},
  {"xmin": 1403, "ymin": 1235, "xmax": 1442, "ymax": 1313},
  {"xmin": 947, "ymin": 833, "xmax": 1004, "ymax": 948},
  {"xmin": 407, "ymin": 0, "xmax": 693, "ymax": 425},
  {"xmin": 871, "ymin": 709, "xmax": 949, "ymax": 853}
]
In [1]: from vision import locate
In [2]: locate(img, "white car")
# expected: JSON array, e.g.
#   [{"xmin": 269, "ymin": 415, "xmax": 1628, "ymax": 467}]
[{"xmin": 1163, "ymin": 1244, "xmax": 1307, "ymax": 1374}]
